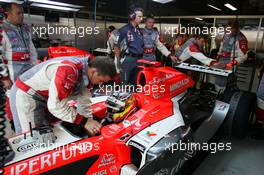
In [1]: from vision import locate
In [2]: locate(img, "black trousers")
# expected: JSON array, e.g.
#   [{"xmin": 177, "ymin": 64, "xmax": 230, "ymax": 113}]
[{"xmin": 120, "ymin": 56, "xmax": 140, "ymax": 86}]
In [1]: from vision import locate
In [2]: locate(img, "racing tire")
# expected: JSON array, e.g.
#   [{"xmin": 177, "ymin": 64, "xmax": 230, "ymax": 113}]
[
  {"xmin": 231, "ymin": 92, "xmax": 256, "ymax": 138},
  {"xmin": 223, "ymin": 90, "xmax": 256, "ymax": 138}
]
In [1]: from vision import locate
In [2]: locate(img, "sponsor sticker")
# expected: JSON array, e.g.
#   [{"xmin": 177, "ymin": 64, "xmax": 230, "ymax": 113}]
[{"xmin": 98, "ymin": 154, "xmax": 116, "ymax": 168}]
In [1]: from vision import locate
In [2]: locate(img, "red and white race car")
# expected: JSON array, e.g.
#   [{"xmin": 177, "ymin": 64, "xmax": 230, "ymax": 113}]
[{"xmin": 1, "ymin": 48, "xmax": 255, "ymax": 175}]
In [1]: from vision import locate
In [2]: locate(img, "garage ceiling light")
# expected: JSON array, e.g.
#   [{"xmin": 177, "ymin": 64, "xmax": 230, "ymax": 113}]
[
  {"xmin": 0, "ymin": 0, "xmax": 23, "ymax": 4},
  {"xmin": 207, "ymin": 4, "xmax": 222, "ymax": 11},
  {"xmin": 28, "ymin": 0, "xmax": 84, "ymax": 8},
  {"xmin": 30, "ymin": 3, "xmax": 80, "ymax": 12},
  {"xmin": 224, "ymin": 3, "xmax": 237, "ymax": 11},
  {"xmin": 152, "ymin": 0, "xmax": 174, "ymax": 4},
  {"xmin": 195, "ymin": 17, "xmax": 203, "ymax": 21}
]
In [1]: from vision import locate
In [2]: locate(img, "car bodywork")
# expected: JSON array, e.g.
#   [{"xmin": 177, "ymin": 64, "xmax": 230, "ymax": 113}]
[{"xmin": 3, "ymin": 47, "xmax": 231, "ymax": 175}]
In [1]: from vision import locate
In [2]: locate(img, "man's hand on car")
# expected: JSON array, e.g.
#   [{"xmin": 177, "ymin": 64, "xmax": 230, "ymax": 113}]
[
  {"xmin": 168, "ymin": 54, "xmax": 181, "ymax": 64},
  {"xmin": 170, "ymin": 55, "xmax": 179, "ymax": 63},
  {"xmin": 210, "ymin": 61, "xmax": 222, "ymax": 68},
  {"xmin": 84, "ymin": 118, "xmax": 102, "ymax": 136}
]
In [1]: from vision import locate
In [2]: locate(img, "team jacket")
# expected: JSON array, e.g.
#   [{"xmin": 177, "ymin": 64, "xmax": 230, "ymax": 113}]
[
  {"xmin": 16, "ymin": 57, "xmax": 92, "ymax": 124},
  {"xmin": 2, "ymin": 20, "xmax": 37, "ymax": 82},
  {"xmin": 218, "ymin": 31, "xmax": 248, "ymax": 64},
  {"xmin": 175, "ymin": 38, "xmax": 214, "ymax": 66},
  {"xmin": 0, "ymin": 8, "xmax": 7, "ymax": 80},
  {"xmin": 142, "ymin": 28, "xmax": 170, "ymax": 61},
  {"xmin": 117, "ymin": 23, "xmax": 144, "ymax": 56}
]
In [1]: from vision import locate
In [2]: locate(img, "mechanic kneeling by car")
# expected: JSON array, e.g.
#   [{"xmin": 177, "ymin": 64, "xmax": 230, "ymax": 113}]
[{"xmin": 9, "ymin": 56, "xmax": 116, "ymax": 138}]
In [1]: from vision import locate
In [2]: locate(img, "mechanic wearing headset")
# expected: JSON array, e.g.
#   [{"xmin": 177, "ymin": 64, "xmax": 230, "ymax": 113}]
[
  {"xmin": 114, "ymin": 6, "xmax": 144, "ymax": 85},
  {"xmin": 175, "ymin": 34, "xmax": 217, "ymax": 66},
  {"xmin": 142, "ymin": 14, "xmax": 178, "ymax": 62},
  {"xmin": 10, "ymin": 56, "xmax": 116, "ymax": 138}
]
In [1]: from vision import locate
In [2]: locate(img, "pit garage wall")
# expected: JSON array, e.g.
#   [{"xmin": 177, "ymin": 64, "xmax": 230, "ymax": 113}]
[
  {"xmin": 23, "ymin": 14, "xmax": 126, "ymax": 51},
  {"xmin": 23, "ymin": 14, "xmax": 264, "ymax": 53},
  {"xmin": 24, "ymin": 14, "xmax": 76, "ymax": 47},
  {"xmin": 24, "ymin": 14, "xmax": 264, "ymax": 92},
  {"xmin": 23, "ymin": 14, "xmax": 179, "ymax": 52}
]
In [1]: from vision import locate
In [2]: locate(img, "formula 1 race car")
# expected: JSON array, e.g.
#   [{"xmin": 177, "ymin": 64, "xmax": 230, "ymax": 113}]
[{"xmin": 1, "ymin": 58, "xmax": 255, "ymax": 175}]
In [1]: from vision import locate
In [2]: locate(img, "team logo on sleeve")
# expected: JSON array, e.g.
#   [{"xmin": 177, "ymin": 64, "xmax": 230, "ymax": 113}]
[{"xmin": 64, "ymin": 74, "xmax": 77, "ymax": 90}]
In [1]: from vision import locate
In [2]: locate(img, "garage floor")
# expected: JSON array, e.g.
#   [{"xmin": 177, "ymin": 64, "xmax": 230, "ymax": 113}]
[{"xmin": 193, "ymin": 136, "xmax": 264, "ymax": 175}]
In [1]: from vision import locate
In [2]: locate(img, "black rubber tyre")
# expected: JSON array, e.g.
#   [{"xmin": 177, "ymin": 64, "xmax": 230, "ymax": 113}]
[
  {"xmin": 231, "ymin": 92, "xmax": 256, "ymax": 138},
  {"xmin": 222, "ymin": 90, "xmax": 256, "ymax": 139}
]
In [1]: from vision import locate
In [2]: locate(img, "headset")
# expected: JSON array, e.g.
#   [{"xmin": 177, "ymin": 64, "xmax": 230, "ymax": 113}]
[{"xmin": 128, "ymin": 6, "xmax": 144, "ymax": 20}]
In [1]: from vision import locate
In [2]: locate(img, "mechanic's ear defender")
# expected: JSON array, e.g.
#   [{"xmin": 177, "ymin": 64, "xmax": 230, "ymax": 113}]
[
  {"xmin": 128, "ymin": 7, "xmax": 144, "ymax": 20},
  {"xmin": 129, "ymin": 12, "xmax": 136, "ymax": 20}
]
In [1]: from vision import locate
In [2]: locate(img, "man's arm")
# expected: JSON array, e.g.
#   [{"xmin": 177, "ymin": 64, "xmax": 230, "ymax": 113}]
[
  {"xmin": 106, "ymin": 40, "xmax": 112, "ymax": 55},
  {"xmin": 234, "ymin": 36, "xmax": 248, "ymax": 64},
  {"xmin": 29, "ymin": 33, "xmax": 38, "ymax": 65},
  {"xmin": 76, "ymin": 87, "xmax": 102, "ymax": 135},
  {"xmin": 186, "ymin": 45, "xmax": 215, "ymax": 66},
  {"xmin": 217, "ymin": 40, "xmax": 224, "ymax": 61},
  {"xmin": 47, "ymin": 64, "xmax": 102, "ymax": 135},
  {"xmin": 0, "ymin": 56, "xmax": 9, "ymax": 80},
  {"xmin": 155, "ymin": 35, "xmax": 170, "ymax": 57},
  {"xmin": 47, "ymin": 65, "xmax": 90, "ymax": 124},
  {"xmin": 107, "ymin": 33, "xmax": 116, "ymax": 55},
  {"xmin": 0, "ymin": 33, "xmax": 8, "ymax": 78},
  {"xmin": 0, "ymin": 31, "xmax": 12, "ymax": 89},
  {"xmin": 76, "ymin": 87, "xmax": 93, "ymax": 119},
  {"xmin": 155, "ymin": 36, "xmax": 179, "ymax": 62},
  {"xmin": 114, "ymin": 47, "xmax": 121, "ymax": 73},
  {"xmin": 114, "ymin": 29, "xmax": 126, "ymax": 72}
]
